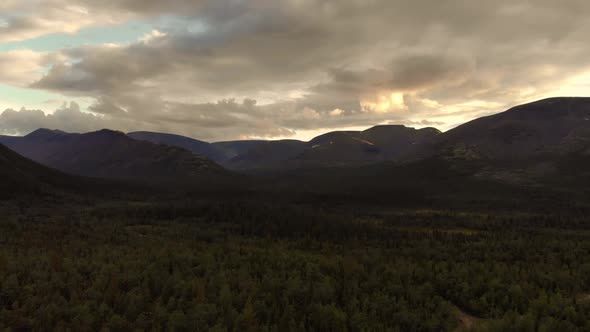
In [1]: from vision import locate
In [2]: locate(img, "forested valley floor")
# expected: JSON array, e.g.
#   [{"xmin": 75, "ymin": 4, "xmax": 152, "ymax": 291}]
[{"xmin": 2, "ymin": 201, "xmax": 590, "ymax": 331}]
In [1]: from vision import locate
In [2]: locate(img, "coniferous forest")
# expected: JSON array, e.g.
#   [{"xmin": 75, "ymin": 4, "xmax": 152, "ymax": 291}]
[{"xmin": 2, "ymin": 199, "xmax": 590, "ymax": 331}]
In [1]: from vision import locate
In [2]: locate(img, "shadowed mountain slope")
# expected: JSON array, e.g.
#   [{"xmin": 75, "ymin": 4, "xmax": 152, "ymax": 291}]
[
  {"xmin": 0, "ymin": 143, "xmax": 99, "ymax": 200},
  {"xmin": 397, "ymin": 97, "xmax": 590, "ymax": 186},
  {"xmin": 128, "ymin": 131, "xmax": 225, "ymax": 162},
  {"xmin": 211, "ymin": 140, "xmax": 268, "ymax": 161},
  {"xmin": 0, "ymin": 143, "xmax": 54, "ymax": 197},
  {"xmin": 226, "ymin": 140, "xmax": 308, "ymax": 170},
  {"xmin": 0, "ymin": 129, "xmax": 227, "ymax": 183},
  {"xmin": 223, "ymin": 125, "xmax": 441, "ymax": 170},
  {"xmin": 417, "ymin": 97, "xmax": 590, "ymax": 161},
  {"xmin": 247, "ymin": 98, "xmax": 590, "ymax": 208},
  {"xmin": 123, "ymin": 126, "xmax": 441, "ymax": 171}
]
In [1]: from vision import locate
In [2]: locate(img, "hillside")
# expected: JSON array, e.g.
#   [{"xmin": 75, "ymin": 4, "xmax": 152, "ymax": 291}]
[
  {"xmin": 300, "ymin": 125, "xmax": 440, "ymax": 165},
  {"xmin": 0, "ymin": 143, "xmax": 49, "ymax": 197},
  {"xmin": 418, "ymin": 97, "xmax": 590, "ymax": 160},
  {"xmin": 400, "ymin": 97, "xmax": 590, "ymax": 186},
  {"xmin": 223, "ymin": 125, "xmax": 440, "ymax": 170},
  {"xmin": 0, "ymin": 129, "xmax": 227, "ymax": 183},
  {"xmin": 226, "ymin": 140, "xmax": 308, "ymax": 170},
  {"xmin": 0, "ymin": 143, "xmax": 86, "ymax": 199},
  {"xmin": 211, "ymin": 140, "xmax": 268, "ymax": 161},
  {"xmin": 123, "ymin": 126, "xmax": 441, "ymax": 171},
  {"xmin": 247, "ymin": 98, "xmax": 590, "ymax": 205},
  {"xmin": 128, "ymin": 131, "xmax": 225, "ymax": 162}
]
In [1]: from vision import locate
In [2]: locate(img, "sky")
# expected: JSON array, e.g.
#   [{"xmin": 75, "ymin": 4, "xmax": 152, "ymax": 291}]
[{"xmin": 1, "ymin": 0, "xmax": 590, "ymax": 142}]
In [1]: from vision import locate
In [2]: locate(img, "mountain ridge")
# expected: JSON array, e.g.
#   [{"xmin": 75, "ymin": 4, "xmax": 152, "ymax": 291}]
[
  {"xmin": 0, "ymin": 129, "xmax": 227, "ymax": 183},
  {"xmin": 2, "ymin": 97, "xmax": 590, "ymax": 187}
]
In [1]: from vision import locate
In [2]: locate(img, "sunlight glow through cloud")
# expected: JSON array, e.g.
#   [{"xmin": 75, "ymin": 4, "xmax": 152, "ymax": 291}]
[{"xmin": 361, "ymin": 92, "xmax": 407, "ymax": 113}]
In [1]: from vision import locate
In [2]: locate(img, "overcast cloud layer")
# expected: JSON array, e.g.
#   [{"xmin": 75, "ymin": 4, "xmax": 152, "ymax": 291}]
[{"xmin": 1, "ymin": 0, "xmax": 590, "ymax": 141}]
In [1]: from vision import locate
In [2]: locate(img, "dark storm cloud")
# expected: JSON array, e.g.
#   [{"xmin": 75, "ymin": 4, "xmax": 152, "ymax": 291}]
[{"xmin": 3, "ymin": 0, "xmax": 590, "ymax": 140}]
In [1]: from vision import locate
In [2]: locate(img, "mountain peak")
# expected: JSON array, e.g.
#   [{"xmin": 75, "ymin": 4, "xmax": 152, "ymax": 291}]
[
  {"xmin": 94, "ymin": 129, "xmax": 126, "ymax": 136},
  {"xmin": 25, "ymin": 128, "xmax": 68, "ymax": 140},
  {"xmin": 418, "ymin": 127, "xmax": 443, "ymax": 135},
  {"xmin": 364, "ymin": 124, "xmax": 407, "ymax": 131}
]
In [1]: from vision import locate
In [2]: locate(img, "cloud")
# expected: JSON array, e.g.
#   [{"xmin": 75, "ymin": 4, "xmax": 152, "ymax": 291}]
[
  {"xmin": 3, "ymin": 0, "xmax": 590, "ymax": 140},
  {"xmin": 0, "ymin": 99, "xmax": 295, "ymax": 141},
  {"xmin": 0, "ymin": 0, "xmax": 207, "ymax": 42},
  {"xmin": 0, "ymin": 102, "xmax": 109, "ymax": 135},
  {"xmin": 0, "ymin": 50, "xmax": 57, "ymax": 87}
]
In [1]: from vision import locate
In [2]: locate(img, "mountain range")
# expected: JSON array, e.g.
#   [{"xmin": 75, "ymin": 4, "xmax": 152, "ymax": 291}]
[
  {"xmin": 0, "ymin": 128, "xmax": 225, "ymax": 183},
  {"xmin": 129, "ymin": 125, "xmax": 441, "ymax": 170},
  {"xmin": 1, "ymin": 97, "xmax": 589, "ymax": 200}
]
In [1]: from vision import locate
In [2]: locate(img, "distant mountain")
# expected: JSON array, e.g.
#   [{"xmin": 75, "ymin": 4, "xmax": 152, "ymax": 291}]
[
  {"xmin": 128, "ymin": 131, "xmax": 276, "ymax": 164},
  {"xmin": 112, "ymin": 126, "xmax": 441, "ymax": 171},
  {"xmin": 0, "ymin": 135, "xmax": 22, "ymax": 145},
  {"xmin": 222, "ymin": 125, "xmax": 441, "ymax": 170},
  {"xmin": 226, "ymin": 140, "xmax": 308, "ymax": 170},
  {"xmin": 0, "ymin": 129, "xmax": 226, "ymax": 182},
  {"xmin": 417, "ymin": 97, "xmax": 590, "ymax": 161},
  {"xmin": 256, "ymin": 98, "xmax": 590, "ymax": 205},
  {"xmin": 211, "ymin": 140, "xmax": 268, "ymax": 161},
  {"xmin": 402, "ymin": 97, "xmax": 590, "ymax": 186},
  {"xmin": 300, "ymin": 131, "xmax": 381, "ymax": 165},
  {"xmin": 6, "ymin": 97, "xmax": 588, "ymax": 186},
  {"xmin": 302, "ymin": 125, "xmax": 440, "ymax": 164},
  {"xmin": 362, "ymin": 125, "xmax": 442, "ymax": 158},
  {"xmin": 128, "ymin": 131, "xmax": 225, "ymax": 162}
]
